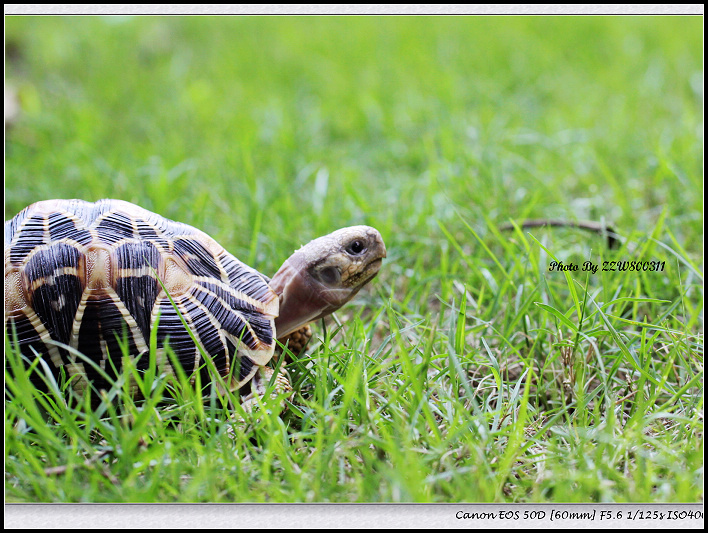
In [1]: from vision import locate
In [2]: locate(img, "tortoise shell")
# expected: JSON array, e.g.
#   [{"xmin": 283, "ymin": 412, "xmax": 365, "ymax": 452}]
[{"xmin": 5, "ymin": 199, "xmax": 279, "ymax": 396}]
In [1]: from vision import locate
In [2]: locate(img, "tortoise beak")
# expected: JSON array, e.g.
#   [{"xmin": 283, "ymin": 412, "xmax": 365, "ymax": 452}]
[{"xmin": 374, "ymin": 232, "xmax": 387, "ymax": 259}]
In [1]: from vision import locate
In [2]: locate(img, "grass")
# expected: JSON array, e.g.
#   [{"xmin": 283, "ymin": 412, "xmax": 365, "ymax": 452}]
[{"xmin": 4, "ymin": 15, "xmax": 704, "ymax": 503}]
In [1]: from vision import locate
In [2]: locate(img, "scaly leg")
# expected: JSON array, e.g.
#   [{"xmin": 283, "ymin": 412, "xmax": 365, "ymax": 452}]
[
  {"xmin": 277, "ymin": 324, "xmax": 313, "ymax": 361},
  {"xmin": 240, "ymin": 366, "xmax": 293, "ymax": 413},
  {"xmin": 228, "ymin": 366, "xmax": 293, "ymax": 436}
]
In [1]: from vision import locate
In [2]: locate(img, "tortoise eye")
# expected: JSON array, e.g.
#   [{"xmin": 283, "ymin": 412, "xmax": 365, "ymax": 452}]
[{"xmin": 346, "ymin": 240, "xmax": 366, "ymax": 256}]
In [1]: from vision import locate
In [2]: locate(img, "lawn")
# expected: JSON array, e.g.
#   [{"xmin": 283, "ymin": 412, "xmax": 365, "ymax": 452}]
[{"xmin": 4, "ymin": 15, "xmax": 703, "ymax": 503}]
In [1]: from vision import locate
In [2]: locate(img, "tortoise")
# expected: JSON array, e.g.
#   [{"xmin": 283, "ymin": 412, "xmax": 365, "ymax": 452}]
[{"xmin": 5, "ymin": 199, "xmax": 386, "ymax": 414}]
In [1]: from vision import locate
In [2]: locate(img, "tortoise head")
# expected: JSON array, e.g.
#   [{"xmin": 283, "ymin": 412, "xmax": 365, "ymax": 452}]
[{"xmin": 268, "ymin": 226, "xmax": 386, "ymax": 339}]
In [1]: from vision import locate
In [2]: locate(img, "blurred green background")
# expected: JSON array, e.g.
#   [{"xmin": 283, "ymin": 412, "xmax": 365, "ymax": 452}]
[
  {"xmin": 4, "ymin": 14, "xmax": 704, "ymax": 505},
  {"xmin": 5, "ymin": 16, "xmax": 703, "ymax": 275}
]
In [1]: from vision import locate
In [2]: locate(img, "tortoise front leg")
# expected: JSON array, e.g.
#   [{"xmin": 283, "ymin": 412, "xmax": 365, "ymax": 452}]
[
  {"xmin": 241, "ymin": 365, "xmax": 293, "ymax": 413},
  {"xmin": 227, "ymin": 366, "xmax": 293, "ymax": 437}
]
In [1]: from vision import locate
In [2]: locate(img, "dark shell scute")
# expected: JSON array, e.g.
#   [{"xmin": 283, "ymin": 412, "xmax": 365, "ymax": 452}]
[
  {"xmin": 95, "ymin": 211, "xmax": 138, "ymax": 245},
  {"xmin": 238, "ymin": 355, "xmax": 255, "ymax": 383},
  {"xmin": 134, "ymin": 218, "xmax": 161, "ymax": 240},
  {"xmin": 9, "ymin": 214, "xmax": 47, "ymax": 264},
  {"xmin": 24, "ymin": 243, "xmax": 82, "ymax": 283},
  {"xmin": 172, "ymin": 238, "xmax": 222, "ymax": 279},
  {"xmin": 47, "ymin": 212, "xmax": 93, "ymax": 245},
  {"xmin": 114, "ymin": 274, "xmax": 161, "ymax": 345},
  {"xmin": 29, "ymin": 275, "xmax": 83, "ymax": 344},
  {"xmin": 154, "ymin": 298, "xmax": 200, "ymax": 372},
  {"xmin": 114, "ymin": 240, "xmax": 161, "ymax": 271},
  {"xmin": 180, "ymin": 295, "xmax": 229, "ymax": 375},
  {"xmin": 191, "ymin": 283, "xmax": 259, "ymax": 348},
  {"xmin": 221, "ymin": 255, "xmax": 274, "ymax": 303}
]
